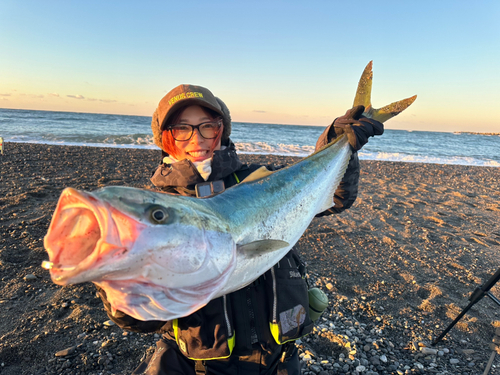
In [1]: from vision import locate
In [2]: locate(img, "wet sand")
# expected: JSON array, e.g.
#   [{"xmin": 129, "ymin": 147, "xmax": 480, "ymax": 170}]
[{"xmin": 1, "ymin": 142, "xmax": 500, "ymax": 374}]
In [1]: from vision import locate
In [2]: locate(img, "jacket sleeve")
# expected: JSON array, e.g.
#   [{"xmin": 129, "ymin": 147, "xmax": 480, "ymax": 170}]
[
  {"xmin": 95, "ymin": 285, "xmax": 168, "ymax": 333},
  {"xmin": 314, "ymin": 122, "xmax": 360, "ymax": 216}
]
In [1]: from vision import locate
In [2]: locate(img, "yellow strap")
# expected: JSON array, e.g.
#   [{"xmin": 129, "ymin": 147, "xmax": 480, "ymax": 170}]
[
  {"xmin": 270, "ymin": 322, "xmax": 282, "ymax": 344},
  {"xmin": 233, "ymin": 172, "xmax": 240, "ymax": 184},
  {"xmin": 270, "ymin": 322, "xmax": 308, "ymax": 345},
  {"xmin": 173, "ymin": 319, "xmax": 179, "ymax": 341}
]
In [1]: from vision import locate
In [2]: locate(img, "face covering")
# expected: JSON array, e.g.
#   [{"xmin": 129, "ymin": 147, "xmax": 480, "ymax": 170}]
[
  {"xmin": 162, "ymin": 155, "xmax": 212, "ymax": 181},
  {"xmin": 162, "ymin": 146, "xmax": 226, "ymax": 181}
]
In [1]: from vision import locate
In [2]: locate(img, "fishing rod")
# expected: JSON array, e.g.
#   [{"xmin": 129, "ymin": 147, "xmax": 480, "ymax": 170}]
[{"xmin": 432, "ymin": 267, "xmax": 500, "ymax": 346}]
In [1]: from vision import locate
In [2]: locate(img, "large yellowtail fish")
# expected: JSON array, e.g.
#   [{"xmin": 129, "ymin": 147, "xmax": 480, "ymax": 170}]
[{"xmin": 43, "ymin": 62, "xmax": 416, "ymax": 321}]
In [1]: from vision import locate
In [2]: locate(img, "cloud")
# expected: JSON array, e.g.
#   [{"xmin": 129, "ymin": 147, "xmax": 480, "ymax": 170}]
[
  {"xmin": 67, "ymin": 94, "xmax": 85, "ymax": 100},
  {"xmin": 20, "ymin": 93, "xmax": 44, "ymax": 98},
  {"xmin": 0, "ymin": 93, "xmax": 11, "ymax": 97},
  {"xmin": 253, "ymin": 110, "xmax": 267, "ymax": 113},
  {"xmin": 87, "ymin": 98, "xmax": 117, "ymax": 103},
  {"xmin": 49, "ymin": 93, "xmax": 60, "ymax": 97}
]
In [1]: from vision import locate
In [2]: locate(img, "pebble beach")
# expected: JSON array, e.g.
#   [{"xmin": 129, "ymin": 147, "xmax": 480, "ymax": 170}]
[{"xmin": 1, "ymin": 142, "xmax": 500, "ymax": 375}]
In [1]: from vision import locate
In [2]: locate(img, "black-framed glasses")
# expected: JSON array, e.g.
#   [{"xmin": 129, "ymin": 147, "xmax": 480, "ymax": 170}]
[{"xmin": 166, "ymin": 118, "xmax": 222, "ymax": 141}]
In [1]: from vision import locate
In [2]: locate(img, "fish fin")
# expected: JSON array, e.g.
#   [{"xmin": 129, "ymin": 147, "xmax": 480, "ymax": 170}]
[
  {"xmin": 316, "ymin": 140, "xmax": 352, "ymax": 214},
  {"xmin": 240, "ymin": 166, "xmax": 274, "ymax": 183},
  {"xmin": 354, "ymin": 61, "xmax": 417, "ymax": 123},
  {"xmin": 237, "ymin": 240, "xmax": 290, "ymax": 257},
  {"xmin": 353, "ymin": 61, "xmax": 373, "ymax": 109},
  {"xmin": 368, "ymin": 96, "xmax": 417, "ymax": 123},
  {"xmin": 317, "ymin": 196, "xmax": 335, "ymax": 214}
]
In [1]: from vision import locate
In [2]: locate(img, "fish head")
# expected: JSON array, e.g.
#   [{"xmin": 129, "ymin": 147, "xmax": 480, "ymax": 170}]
[{"xmin": 43, "ymin": 186, "xmax": 237, "ymax": 317}]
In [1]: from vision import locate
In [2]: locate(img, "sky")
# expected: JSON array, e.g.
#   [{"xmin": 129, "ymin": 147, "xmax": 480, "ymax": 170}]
[{"xmin": 1, "ymin": 1, "xmax": 499, "ymax": 133}]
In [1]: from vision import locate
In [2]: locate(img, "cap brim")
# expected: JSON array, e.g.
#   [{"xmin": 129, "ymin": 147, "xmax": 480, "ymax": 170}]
[{"xmin": 161, "ymin": 99, "xmax": 224, "ymax": 130}]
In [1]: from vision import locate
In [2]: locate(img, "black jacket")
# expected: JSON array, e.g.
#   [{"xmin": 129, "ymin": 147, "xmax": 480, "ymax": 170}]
[{"xmin": 97, "ymin": 128, "xmax": 360, "ymax": 363}]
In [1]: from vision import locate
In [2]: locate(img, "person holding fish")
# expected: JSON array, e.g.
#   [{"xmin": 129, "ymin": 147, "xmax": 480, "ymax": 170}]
[{"xmin": 95, "ymin": 83, "xmax": 384, "ymax": 375}]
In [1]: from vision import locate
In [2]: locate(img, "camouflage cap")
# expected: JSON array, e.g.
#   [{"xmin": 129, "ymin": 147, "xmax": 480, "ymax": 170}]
[{"xmin": 151, "ymin": 84, "xmax": 232, "ymax": 152}]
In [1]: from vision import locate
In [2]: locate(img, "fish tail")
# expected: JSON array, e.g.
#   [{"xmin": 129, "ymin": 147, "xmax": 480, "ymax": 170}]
[{"xmin": 353, "ymin": 61, "xmax": 417, "ymax": 123}]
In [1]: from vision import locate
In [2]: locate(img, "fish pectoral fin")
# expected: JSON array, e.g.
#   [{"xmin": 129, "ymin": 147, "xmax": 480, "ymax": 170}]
[
  {"xmin": 240, "ymin": 166, "xmax": 274, "ymax": 183},
  {"xmin": 237, "ymin": 240, "xmax": 290, "ymax": 257}
]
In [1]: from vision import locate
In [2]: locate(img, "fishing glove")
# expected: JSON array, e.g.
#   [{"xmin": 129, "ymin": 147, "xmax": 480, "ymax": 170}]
[{"xmin": 331, "ymin": 105, "xmax": 384, "ymax": 152}]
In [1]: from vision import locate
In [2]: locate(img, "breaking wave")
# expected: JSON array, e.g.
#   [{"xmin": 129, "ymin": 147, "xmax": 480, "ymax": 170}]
[
  {"xmin": 358, "ymin": 151, "xmax": 500, "ymax": 167},
  {"xmin": 235, "ymin": 142, "xmax": 315, "ymax": 157}
]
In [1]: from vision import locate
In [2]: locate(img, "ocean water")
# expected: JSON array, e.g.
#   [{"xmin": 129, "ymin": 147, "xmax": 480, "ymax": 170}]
[{"xmin": 1, "ymin": 108, "xmax": 499, "ymax": 167}]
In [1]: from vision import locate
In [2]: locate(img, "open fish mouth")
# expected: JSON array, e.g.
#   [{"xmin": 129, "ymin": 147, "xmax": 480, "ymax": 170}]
[{"xmin": 43, "ymin": 187, "xmax": 124, "ymax": 284}]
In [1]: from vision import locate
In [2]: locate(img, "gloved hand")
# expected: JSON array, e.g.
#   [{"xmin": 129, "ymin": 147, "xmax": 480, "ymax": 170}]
[{"xmin": 330, "ymin": 105, "xmax": 384, "ymax": 152}]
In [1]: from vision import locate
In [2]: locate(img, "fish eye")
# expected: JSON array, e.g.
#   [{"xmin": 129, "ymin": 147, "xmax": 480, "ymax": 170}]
[{"xmin": 150, "ymin": 207, "xmax": 168, "ymax": 223}]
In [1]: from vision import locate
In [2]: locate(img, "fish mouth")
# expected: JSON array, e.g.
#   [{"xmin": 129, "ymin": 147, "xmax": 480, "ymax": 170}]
[{"xmin": 43, "ymin": 187, "xmax": 115, "ymax": 284}]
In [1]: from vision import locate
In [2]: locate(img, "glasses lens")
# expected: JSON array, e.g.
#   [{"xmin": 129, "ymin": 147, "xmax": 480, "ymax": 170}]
[
  {"xmin": 169, "ymin": 120, "xmax": 221, "ymax": 141},
  {"xmin": 170, "ymin": 125, "xmax": 192, "ymax": 141},
  {"xmin": 199, "ymin": 122, "xmax": 220, "ymax": 139}
]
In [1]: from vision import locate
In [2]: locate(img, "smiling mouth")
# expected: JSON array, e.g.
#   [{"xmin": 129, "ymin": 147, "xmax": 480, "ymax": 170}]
[{"xmin": 188, "ymin": 150, "xmax": 209, "ymax": 158}]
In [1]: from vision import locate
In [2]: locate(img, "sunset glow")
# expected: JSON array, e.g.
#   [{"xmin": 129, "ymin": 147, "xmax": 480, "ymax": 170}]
[{"xmin": 1, "ymin": 1, "xmax": 499, "ymax": 133}]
